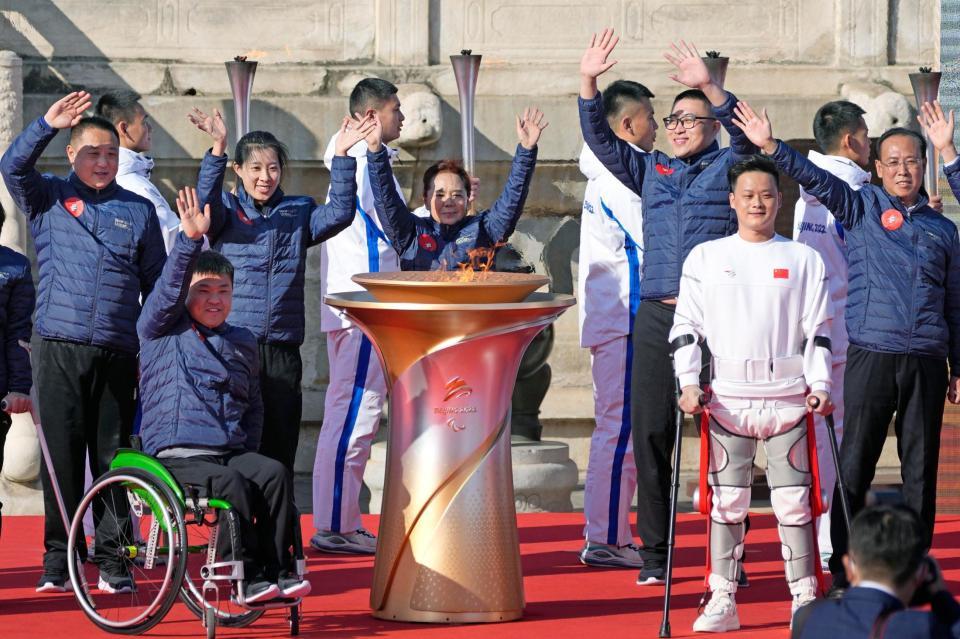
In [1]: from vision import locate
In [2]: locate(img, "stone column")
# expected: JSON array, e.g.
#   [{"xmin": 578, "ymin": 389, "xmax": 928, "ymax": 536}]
[{"xmin": 0, "ymin": 51, "xmax": 26, "ymax": 255}]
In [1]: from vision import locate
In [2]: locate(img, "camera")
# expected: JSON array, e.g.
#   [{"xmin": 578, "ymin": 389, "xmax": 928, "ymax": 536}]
[{"xmin": 908, "ymin": 556, "xmax": 940, "ymax": 607}]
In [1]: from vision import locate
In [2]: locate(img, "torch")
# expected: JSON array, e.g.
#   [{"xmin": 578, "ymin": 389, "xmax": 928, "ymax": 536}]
[
  {"xmin": 225, "ymin": 55, "xmax": 258, "ymax": 144},
  {"xmin": 450, "ymin": 49, "xmax": 482, "ymax": 177},
  {"xmin": 909, "ymin": 67, "xmax": 943, "ymax": 196},
  {"xmin": 702, "ymin": 50, "xmax": 729, "ymax": 90}
]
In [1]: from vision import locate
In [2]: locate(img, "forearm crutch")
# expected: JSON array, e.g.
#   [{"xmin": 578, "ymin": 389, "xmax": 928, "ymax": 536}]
[
  {"xmin": 660, "ymin": 380, "xmax": 704, "ymax": 638},
  {"xmin": 807, "ymin": 396, "xmax": 852, "ymax": 533}
]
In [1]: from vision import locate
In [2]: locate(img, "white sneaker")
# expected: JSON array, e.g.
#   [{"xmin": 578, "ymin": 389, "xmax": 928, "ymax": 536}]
[
  {"xmin": 693, "ymin": 591, "xmax": 740, "ymax": 633},
  {"xmin": 310, "ymin": 528, "xmax": 377, "ymax": 555},
  {"xmin": 579, "ymin": 543, "xmax": 643, "ymax": 568}
]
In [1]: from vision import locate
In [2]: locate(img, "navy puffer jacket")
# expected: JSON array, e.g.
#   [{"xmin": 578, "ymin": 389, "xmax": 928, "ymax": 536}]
[
  {"xmin": 367, "ymin": 144, "xmax": 537, "ymax": 270},
  {"xmin": 579, "ymin": 91, "xmax": 754, "ymax": 300},
  {"xmin": 771, "ymin": 140, "xmax": 960, "ymax": 371},
  {"xmin": 196, "ymin": 151, "xmax": 357, "ymax": 345},
  {"xmin": 0, "ymin": 117, "xmax": 166, "ymax": 354},
  {"xmin": 0, "ymin": 246, "xmax": 34, "ymax": 395},
  {"xmin": 138, "ymin": 232, "xmax": 263, "ymax": 455}
]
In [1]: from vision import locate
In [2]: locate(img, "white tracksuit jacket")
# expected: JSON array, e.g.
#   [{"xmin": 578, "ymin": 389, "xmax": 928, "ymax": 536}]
[
  {"xmin": 116, "ymin": 147, "xmax": 182, "ymax": 254},
  {"xmin": 793, "ymin": 151, "xmax": 870, "ymax": 363},
  {"xmin": 577, "ymin": 144, "xmax": 644, "ymax": 348},
  {"xmin": 319, "ymin": 135, "xmax": 404, "ymax": 332}
]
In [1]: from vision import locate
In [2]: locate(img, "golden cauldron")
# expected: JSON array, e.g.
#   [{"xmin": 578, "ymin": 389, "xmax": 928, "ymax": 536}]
[{"xmin": 325, "ymin": 271, "xmax": 573, "ymax": 623}]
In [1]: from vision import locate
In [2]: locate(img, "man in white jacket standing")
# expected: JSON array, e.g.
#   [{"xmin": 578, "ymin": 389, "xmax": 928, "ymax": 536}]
[
  {"xmin": 792, "ymin": 100, "xmax": 871, "ymax": 570},
  {"xmin": 96, "ymin": 90, "xmax": 181, "ymax": 253},
  {"xmin": 577, "ymin": 80, "xmax": 656, "ymax": 568},
  {"xmin": 311, "ymin": 78, "xmax": 405, "ymax": 554}
]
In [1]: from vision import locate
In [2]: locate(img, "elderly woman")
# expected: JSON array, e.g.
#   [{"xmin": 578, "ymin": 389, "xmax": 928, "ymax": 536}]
[{"xmin": 366, "ymin": 108, "xmax": 547, "ymax": 271}]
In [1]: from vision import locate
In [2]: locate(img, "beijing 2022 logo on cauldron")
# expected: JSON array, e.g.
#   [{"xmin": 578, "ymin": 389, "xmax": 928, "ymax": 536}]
[{"xmin": 434, "ymin": 376, "xmax": 476, "ymax": 432}]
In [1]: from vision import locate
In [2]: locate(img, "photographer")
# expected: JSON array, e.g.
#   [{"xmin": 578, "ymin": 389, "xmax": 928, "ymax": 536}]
[{"xmin": 794, "ymin": 504, "xmax": 960, "ymax": 638}]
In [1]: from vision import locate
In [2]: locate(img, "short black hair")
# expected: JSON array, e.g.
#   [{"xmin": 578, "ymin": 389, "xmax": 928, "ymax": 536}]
[
  {"xmin": 812, "ymin": 101, "xmax": 866, "ymax": 154},
  {"xmin": 95, "ymin": 90, "xmax": 144, "ymax": 125},
  {"xmin": 69, "ymin": 116, "xmax": 120, "ymax": 146},
  {"xmin": 672, "ymin": 88, "xmax": 710, "ymax": 111},
  {"xmin": 349, "ymin": 78, "xmax": 399, "ymax": 116},
  {"xmin": 849, "ymin": 504, "xmax": 926, "ymax": 587},
  {"xmin": 191, "ymin": 250, "xmax": 234, "ymax": 284},
  {"xmin": 876, "ymin": 127, "xmax": 927, "ymax": 160},
  {"xmin": 234, "ymin": 130, "xmax": 289, "ymax": 172},
  {"xmin": 602, "ymin": 80, "xmax": 654, "ymax": 123},
  {"xmin": 727, "ymin": 155, "xmax": 780, "ymax": 191}
]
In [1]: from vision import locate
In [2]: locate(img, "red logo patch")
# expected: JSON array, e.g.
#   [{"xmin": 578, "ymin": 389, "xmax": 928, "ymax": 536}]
[
  {"xmin": 236, "ymin": 208, "xmax": 253, "ymax": 226},
  {"xmin": 418, "ymin": 233, "xmax": 437, "ymax": 252},
  {"xmin": 64, "ymin": 197, "xmax": 84, "ymax": 217},
  {"xmin": 881, "ymin": 209, "xmax": 903, "ymax": 231},
  {"xmin": 773, "ymin": 268, "xmax": 789, "ymax": 279},
  {"xmin": 655, "ymin": 163, "xmax": 675, "ymax": 176}
]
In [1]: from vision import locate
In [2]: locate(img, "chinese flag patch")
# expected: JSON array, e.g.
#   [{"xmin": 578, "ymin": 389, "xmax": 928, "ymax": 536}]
[
  {"xmin": 655, "ymin": 163, "xmax": 675, "ymax": 176},
  {"xmin": 236, "ymin": 208, "xmax": 253, "ymax": 226},
  {"xmin": 418, "ymin": 233, "xmax": 437, "ymax": 252},
  {"xmin": 773, "ymin": 268, "xmax": 789, "ymax": 279}
]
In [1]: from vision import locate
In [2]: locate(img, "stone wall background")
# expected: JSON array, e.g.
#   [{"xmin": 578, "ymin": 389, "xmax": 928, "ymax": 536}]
[{"xmin": 0, "ymin": 0, "xmax": 946, "ymax": 438}]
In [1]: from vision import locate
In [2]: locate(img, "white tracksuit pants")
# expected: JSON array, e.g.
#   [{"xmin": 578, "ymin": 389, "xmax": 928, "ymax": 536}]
[
  {"xmin": 583, "ymin": 335, "xmax": 637, "ymax": 546},
  {"xmin": 312, "ymin": 326, "xmax": 387, "ymax": 533},
  {"xmin": 812, "ymin": 360, "xmax": 844, "ymax": 563}
]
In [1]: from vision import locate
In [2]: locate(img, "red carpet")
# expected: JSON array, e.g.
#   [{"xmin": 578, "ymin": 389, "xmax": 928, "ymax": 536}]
[{"xmin": 2, "ymin": 513, "xmax": 960, "ymax": 638}]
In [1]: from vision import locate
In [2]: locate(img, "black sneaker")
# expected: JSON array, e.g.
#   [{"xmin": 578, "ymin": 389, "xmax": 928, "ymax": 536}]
[
  {"xmin": 636, "ymin": 565, "xmax": 665, "ymax": 586},
  {"xmin": 243, "ymin": 580, "xmax": 281, "ymax": 604},
  {"xmin": 737, "ymin": 566, "xmax": 749, "ymax": 588},
  {"xmin": 278, "ymin": 576, "xmax": 311, "ymax": 599},
  {"xmin": 98, "ymin": 569, "xmax": 135, "ymax": 594},
  {"xmin": 36, "ymin": 572, "xmax": 69, "ymax": 593}
]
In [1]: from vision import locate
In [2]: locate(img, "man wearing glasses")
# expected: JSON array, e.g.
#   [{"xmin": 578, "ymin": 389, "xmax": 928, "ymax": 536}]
[
  {"xmin": 730, "ymin": 99, "xmax": 960, "ymax": 598},
  {"xmin": 578, "ymin": 30, "xmax": 756, "ymax": 584}
]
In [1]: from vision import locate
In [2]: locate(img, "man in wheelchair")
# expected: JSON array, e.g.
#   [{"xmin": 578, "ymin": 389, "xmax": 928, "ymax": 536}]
[{"xmin": 137, "ymin": 186, "xmax": 310, "ymax": 604}]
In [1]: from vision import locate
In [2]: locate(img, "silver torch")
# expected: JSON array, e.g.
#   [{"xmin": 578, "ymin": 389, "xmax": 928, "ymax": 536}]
[
  {"xmin": 702, "ymin": 50, "xmax": 729, "ymax": 90},
  {"xmin": 450, "ymin": 49, "xmax": 482, "ymax": 177},
  {"xmin": 909, "ymin": 67, "xmax": 943, "ymax": 196},
  {"xmin": 225, "ymin": 55, "xmax": 258, "ymax": 144}
]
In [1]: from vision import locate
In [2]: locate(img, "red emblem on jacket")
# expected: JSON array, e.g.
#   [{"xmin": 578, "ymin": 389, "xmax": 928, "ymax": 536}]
[
  {"xmin": 64, "ymin": 197, "xmax": 84, "ymax": 217},
  {"xmin": 418, "ymin": 233, "xmax": 437, "ymax": 251},
  {"xmin": 881, "ymin": 209, "xmax": 903, "ymax": 231},
  {"xmin": 655, "ymin": 163, "xmax": 675, "ymax": 176},
  {"xmin": 773, "ymin": 268, "xmax": 789, "ymax": 279},
  {"xmin": 236, "ymin": 208, "xmax": 253, "ymax": 226}
]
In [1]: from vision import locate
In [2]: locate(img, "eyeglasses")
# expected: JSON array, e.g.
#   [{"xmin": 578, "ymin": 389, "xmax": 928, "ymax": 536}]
[
  {"xmin": 880, "ymin": 158, "xmax": 923, "ymax": 169},
  {"xmin": 662, "ymin": 115, "xmax": 719, "ymax": 130}
]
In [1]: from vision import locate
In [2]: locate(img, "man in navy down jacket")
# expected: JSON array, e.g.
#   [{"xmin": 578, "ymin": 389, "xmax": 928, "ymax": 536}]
[
  {"xmin": 139, "ymin": 186, "xmax": 309, "ymax": 604},
  {"xmin": 579, "ymin": 31, "xmax": 756, "ymax": 582},
  {"xmin": 731, "ymin": 99, "xmax": 960, "ymax": 595},
  {"xmin": 0, "ymin": 91, "xmax": 166, "ymax": 593}
]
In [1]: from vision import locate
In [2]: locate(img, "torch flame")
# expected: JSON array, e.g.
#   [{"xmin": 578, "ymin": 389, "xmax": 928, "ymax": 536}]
[
  {"xmin": 434, "ymin": 244, "xmax": 504, "ymax": 282},
  {"xmin": 240, "ymin": 49, "xmax": 269, "ymax": 60}
]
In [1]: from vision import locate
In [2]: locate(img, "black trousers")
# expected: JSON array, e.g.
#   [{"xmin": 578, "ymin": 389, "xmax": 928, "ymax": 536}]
[
  {"xmin": 255, "ymin": 343, "xmax": 303, "ymax": 472},
  {"xmin": 0, "ymin": 410, "xmax": 10, "ymax": 474},
  {"xmin": 36, "ymin": 339, "xmax": 137, "ymax": 573},
  {"xmin": 828, "ymin": 345, "xmax": 948, "ymax": 581},
  {"xmin": 161, "ymin": 451, "xmax": 295, "ymax": 581}
]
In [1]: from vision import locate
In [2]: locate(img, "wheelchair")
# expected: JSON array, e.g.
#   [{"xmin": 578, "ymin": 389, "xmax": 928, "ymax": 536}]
[{"xmin": 64, "ymin": 447, "xmax": 306, "ymax": 638}]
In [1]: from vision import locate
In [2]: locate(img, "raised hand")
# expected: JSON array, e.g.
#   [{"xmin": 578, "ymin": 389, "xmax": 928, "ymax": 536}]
[
  {"xmin": 517, "ymin": 107, "xmax": 549, "ymax": 150},
  {"xmin": 187, "ymin": 107, "xmax": 228, "ymax": 155},
  {"xmin": 44, "ymin": 92, "xmax": 92, "ymax": 129},
  {"xmin": 918, "ymin": 100, "xmax": 957, "ymax": 163},
  {"xmin": 177, "ymin": 186, "xmax": 211, "ymax": 240},
  {"xmin": 335, "ymin": 115, "xmax": 377, "ymax": 156},
  {"xmin": 732, "ymin": 101, "xmax": 777, "ymax": 154},
  {"xmin": 664, "ymin": 41, "xmax": 711, "ymax": 89},
  {"xmin": 357, "ymin": 111, "xmax": 383, "ymax": 152},
  {"xmin": 580, "ymin": 28, "xmax": 619, "ymax": 79}
]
